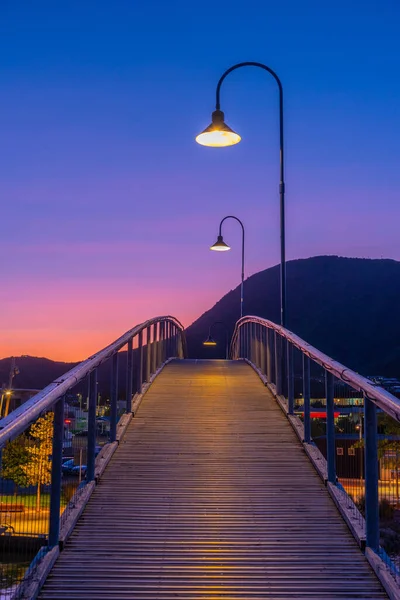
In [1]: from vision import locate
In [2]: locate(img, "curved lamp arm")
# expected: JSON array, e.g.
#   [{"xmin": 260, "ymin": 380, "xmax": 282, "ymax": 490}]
[{"xmin": 218, "ymin": 216, "xmax": 245, "ymax": 317}]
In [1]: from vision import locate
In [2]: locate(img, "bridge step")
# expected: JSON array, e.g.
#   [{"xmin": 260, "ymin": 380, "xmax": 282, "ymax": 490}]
[{"xmin": 40, "ymin": 360, "xmax": 387, "ymax": 599}]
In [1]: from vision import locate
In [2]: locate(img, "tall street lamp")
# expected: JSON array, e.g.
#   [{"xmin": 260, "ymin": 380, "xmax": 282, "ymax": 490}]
[
  {"xmin": 196, "ymin": 61, "xmax": 286, "ymax": 327},
  {"xmin": 203, "ymin": 321, "xmax": 229, "ymax": 359},
  {"xmin": 210, "ymin": 215, "xmax": 245, "ymax": 318}
]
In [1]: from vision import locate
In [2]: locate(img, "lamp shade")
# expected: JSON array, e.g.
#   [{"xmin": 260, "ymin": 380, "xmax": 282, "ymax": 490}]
[
  {"xmin": 196, "ymin": 110, "xmax": 241, "ymax": 147},
  {"xmin": 203, "ymin": 335, "xmax": 217, "ymax": 346},
  {"xmin": 210, "ymin": 235, "xmax": 230, "ymax": 252}
]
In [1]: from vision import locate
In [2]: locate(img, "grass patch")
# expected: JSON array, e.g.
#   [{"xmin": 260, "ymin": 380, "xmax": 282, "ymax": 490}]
[{"xmin": 0, "ymin": 494, "xmax": 67, "ymax": 509}]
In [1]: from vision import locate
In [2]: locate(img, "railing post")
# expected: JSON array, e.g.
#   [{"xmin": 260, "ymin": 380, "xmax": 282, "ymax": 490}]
[
  {"xmin": 255, "ymin": 324, "xmax": 259, "ymax": 366},
  {"xmin": 259, "ymin": 326, "xmax": 265, "ymax": 375},
  {"xmin": 146, "ymin": 326, "xmax": 151, "ymax": 382},
  {"xmin": 250, "ymin": 323, "xmax": 256, "ymax": 365},
  {"xmin": 266, "ymin": 328, "xmax": 271, "ymax": 383},
  {"xmin": 126, "ymin": 338, "xmax": 133, "ymax": 413},
  {"xmin": 151, "ymin": 323, "xmax": 158, "ymax": 372},
  {"xmin": 87, "ymin": 369, "xmax": 97, "ymax": 482},
  {"xmin": 287, "ymin": 342, "xmax": 294, "ymax": 415},
  {"xmin": 137, "ymin": 330, "xmax": 143, "ymax": 393},
  {"xmin": 326, "ymin": 370, "xmax": 336, "ymax": 483},
  {"xmin": 166, "ymin": 321, "xmax": 171, "ymax": 358},
  {"xmin": 177, "ymin": 328, "xmax": 182, "ymax": 359},
  {"xmin": 173, "ymin": 324, "xmax": 177, "ymax": 357},
  {"xmin": 275, "ymin": 332, "xmax": 282, "ymax": 395},
  {"xmin": 364, "ymin": 395, "xmax": 379, "ymax": 551},
  {"xmin": 254, "ymin": 324, "xmax": 259, "ymax": 368},
  {"xmin": 303, "ymin": 355, "xmax": 311, "ymax": 443},
  {"xmin": 110, "ymin": 352, "xmax": 118, "ymax": 442},
  {"xmin": 281, "ymin": 338, "xmax": 287, "ymax": 398},
  {"xmin": 48, "ymin": 395, "xmax": 65, "ymax": 548},
  {"xmin": 157, "ymin": 322, "xmax": 163, "ymax": 367},
  {"xmin": 160, "ymin": 322, "xmax": 165, "ymax": 364}
]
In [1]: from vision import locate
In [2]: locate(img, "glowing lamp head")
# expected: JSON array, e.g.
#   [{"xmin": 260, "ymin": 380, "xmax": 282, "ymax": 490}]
[
  {"xmin": 203, "ymin": 335, "xmax": 217, "ymax": 347},
  {"xmin": 196, "ymin": 110, "xmax": 241, "ymax": 147},
  {"xmin": 210, "ymin": 235, "xmax": 230, "ymax": 252}
]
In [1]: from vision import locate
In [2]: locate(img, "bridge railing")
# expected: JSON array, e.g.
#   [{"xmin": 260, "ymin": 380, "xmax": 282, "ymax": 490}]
[
  {"xmin": 231, "ymin": 315, "xmax": 400, "ymax": 589},
  {"xmin": 0, "ymin": 315, "xmax": 186, "ymax": 599}
]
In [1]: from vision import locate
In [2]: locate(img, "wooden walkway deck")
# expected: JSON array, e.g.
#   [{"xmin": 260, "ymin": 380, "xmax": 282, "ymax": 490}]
[{"xmin": 40, "ymin": 360, "xmax": 386, "ymax": 599}]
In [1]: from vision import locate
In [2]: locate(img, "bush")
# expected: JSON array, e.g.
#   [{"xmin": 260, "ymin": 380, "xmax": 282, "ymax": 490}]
[
  {"xmin": 355, "ymin": 495, "xmax": 394, "ymax": 521},
  {"xmin": 381, "ymin": 528, "xmax": 400, "ymax": 555},
  {"xmin": 379, "ymin": 498, "xmax": 394, "ymax": 521}
]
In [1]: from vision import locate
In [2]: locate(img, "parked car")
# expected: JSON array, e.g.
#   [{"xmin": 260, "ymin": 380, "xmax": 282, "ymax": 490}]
[{"xmin": 62, "ymin": 459, "xmax": 87, "ymax": 477}]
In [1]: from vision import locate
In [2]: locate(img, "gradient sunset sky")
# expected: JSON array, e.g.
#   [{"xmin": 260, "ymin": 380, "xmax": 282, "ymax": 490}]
[{"xmin": 1, "ymin": 1, "xmax": 399, "ymax": 361}]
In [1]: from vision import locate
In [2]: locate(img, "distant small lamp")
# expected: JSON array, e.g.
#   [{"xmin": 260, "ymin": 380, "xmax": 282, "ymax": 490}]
[
  {"xmin": 210, "ymin": 235, "xmax": 230, "ymax": 252},
  {"xmin": 203, "ymin": 335, "xmax": 217, "ymax": 346},
  {"xmin": 202, "ymin": 321, "xmax": 229, "ymax": 359},
  {"xmin": 196, "ymin": 110, "xmax": 241, "ymax": 147},
  {"xmin": 210, "ymin": 216, "xmax": 245, "ymax": 318}
]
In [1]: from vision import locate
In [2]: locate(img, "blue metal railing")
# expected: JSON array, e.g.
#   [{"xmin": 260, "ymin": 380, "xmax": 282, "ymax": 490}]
[
  {"xmin": 231, "ymin": 315, "xmax": 400, "ymax": 591},
  {"xmin": 0, "ymin": 315, "xmax": 186, "ymax": 598}
]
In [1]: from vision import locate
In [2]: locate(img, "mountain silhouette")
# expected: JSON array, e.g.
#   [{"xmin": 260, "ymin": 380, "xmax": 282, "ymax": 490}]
[
  {"xmin": 1, "ymin": 256, "xmax": 399, "ymax": 395},
  {"xmin": 185, "ymin": 256, "xmax": 400, "ymax": 377}
]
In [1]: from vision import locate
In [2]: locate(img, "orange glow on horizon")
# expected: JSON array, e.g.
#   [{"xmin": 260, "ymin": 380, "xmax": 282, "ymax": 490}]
[{"xmin": 0, "ymin": 280, "xmax": 210, "ymax": 362}]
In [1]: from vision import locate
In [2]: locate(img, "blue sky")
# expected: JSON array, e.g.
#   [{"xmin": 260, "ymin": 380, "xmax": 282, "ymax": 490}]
[{"xmin": 1, "ymin": 0, "xmax": 399, "ymax": 359}]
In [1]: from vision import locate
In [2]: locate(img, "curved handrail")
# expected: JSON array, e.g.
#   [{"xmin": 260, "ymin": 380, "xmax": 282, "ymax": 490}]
[
  {"xmin": 0, "ymin": 315, "xmax": 186, "ymax": 446},
  {"xmin": 230, "ymin": 316, "xmax": 400, "ymax": 422}
]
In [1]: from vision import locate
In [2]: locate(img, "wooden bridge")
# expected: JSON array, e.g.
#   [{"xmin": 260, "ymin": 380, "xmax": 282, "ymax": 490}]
[{"xmin": 39, "ymin": 360, "xmax": 386, "ymax": 599}]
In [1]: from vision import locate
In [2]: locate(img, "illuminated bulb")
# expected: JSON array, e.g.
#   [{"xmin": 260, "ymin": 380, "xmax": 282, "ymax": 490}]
[
  {"xmin": 196, "ymin": 110, "xmax": 241, "ymax": 147},
  {"xmin": 210, "ymin": 235, "xmax": 231, "ymax": 252}
]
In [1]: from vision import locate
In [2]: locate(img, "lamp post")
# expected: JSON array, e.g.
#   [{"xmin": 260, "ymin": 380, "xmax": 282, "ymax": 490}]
[
  {"xmin": 210, "ymin": 215, "xmax": 245, "ymax": 318},
  {"xmin": 196, "ymin": 61, "xmax": 286, "ymax": 327},
  {"xmin": 203, "ymin": 321, "xmax": 229, "ymax": 359}
]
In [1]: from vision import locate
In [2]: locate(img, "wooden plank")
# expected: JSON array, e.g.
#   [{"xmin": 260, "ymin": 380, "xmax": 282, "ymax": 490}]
[{"xmin": 40, "ymin": 360, "xmax": 387, "ymax": 599}]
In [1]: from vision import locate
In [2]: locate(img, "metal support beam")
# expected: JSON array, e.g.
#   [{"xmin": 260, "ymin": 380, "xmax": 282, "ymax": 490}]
[
  {"xmin": 326, "ymin": 370, "xmax": 336, "ymax": 484},
  {"xmin": 87, "ymin": 369, "xmax": 97, "ymax": 482},
  {"xmin": 365, "ymin": 395, "xmax": 379, "ymax": 550},
  {"xmin": 266, "ymin": 328, "xmax": 271, "ymax": 383},
  {"xmin": 166, "ymin": 321, "xmax": 171, "ymax": 358},
  {"xmin": 137, "ymin": 330, "xmax": 143, "ymax": 393},
  {"xmin": 159, "ymin": 322, "xmax": 164, "ymax": 365},
  {"xmin": 151, "ymin": 323, "xmax": 157, "ymax": 373},
  {"xmin": 172, "ymin": 324, "xmax": 177, "ymax": 357},
  {"xmin": 287, "ymin": 342, "xmax": 294, "ymax": 415},
  {"xmin": 303, "ymin": 355, "xmax": 311, "ymax": 443},
  {"xmin": 48, "ymin": 395, "xmax": 65, "ymax": 548},
  {"xmin": 259, "ymin": 326, "xmax": 265, "ymax": 375},
  {"xmin": 146, "ymin": 326, "xmax": 151, "ymax": 382},
  {"xmin": 126, "ymin": 339, "xmax": 133, "ymax": 413},
  {"xmin": 275, "ymin": 332, "xmax": 282, "ymax": 395},
  {"xmin": 110, "ymin": 352, "xmax": 118, "ymax": 442}
]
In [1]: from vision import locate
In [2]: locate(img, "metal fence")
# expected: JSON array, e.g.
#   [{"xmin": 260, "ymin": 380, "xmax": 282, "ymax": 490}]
[
  {"xmin": 0, "ymin": 316, "xmax": 186, "ymax": 599},
  {"xmin": 231, "ymin": 315, "xmax": 400, "ymax": 589}
]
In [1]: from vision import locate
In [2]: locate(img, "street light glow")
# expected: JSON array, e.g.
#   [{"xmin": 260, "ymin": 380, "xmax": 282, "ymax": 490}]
[
  {"xmin": 203, "ymin": 335, "xmax": 217, "ymax": 346},
  {"xmin": 196, "ymin": 110, "xmax": 241, "ymax": 147},
  {"xmin": 210, "ymin": 235, "xmax": 230, "ymax": 252}
]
